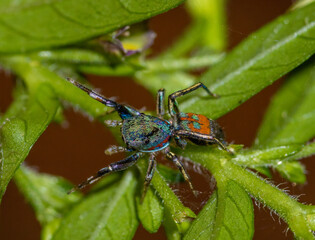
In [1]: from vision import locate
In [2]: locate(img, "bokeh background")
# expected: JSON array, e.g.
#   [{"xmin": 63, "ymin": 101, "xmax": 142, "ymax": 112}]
[{"xmin": 1, "ymin": 0, "xmax": 314, "ymax": 239}]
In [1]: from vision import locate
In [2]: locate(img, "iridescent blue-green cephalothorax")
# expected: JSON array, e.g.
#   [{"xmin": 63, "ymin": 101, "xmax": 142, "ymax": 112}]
[{"xmin": 67, "ymin": 78, "xmax": 232, "ymax": 200}]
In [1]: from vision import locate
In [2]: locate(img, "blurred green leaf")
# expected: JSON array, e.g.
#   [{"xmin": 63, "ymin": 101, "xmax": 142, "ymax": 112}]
[
  {"xmin": 0, "ymin": 0, "xmax": 184, "ymax": 53},
  {"xmin": 256, "ymin": 60, "xmax": 315, "ymax": 147},
  {"xmin": 42, "ymin": 219, "xmax": 62, "ymax": 240},
  {"xmin": 30, "ymin": 49, "xmax": 109, "ymax": 65},
  {"xmin": 183, "ymin": 192, "xmax": 217, "ymax": 240},
  {"xmin": 136, "ymin": 71, "xmax": 196, "ymax": 96},
  {"xmin": 0, "ymin": 84, "xmax": 59, "ymax": 202},
  {"xmin": 136, "ymin": 188, "xmax": 164, "ymax": 233},
  {"xmin": 254, "ymin": 59, "xmax": 315, "ymax": 183},
  {"xmin": 186, "ymin": 0, "xmax": 227, "ymax": 51},
  {"xmin": 252, "ymin": 166, "xmax": 272, "ymax": 178},
  {"xmin": 179, "ymin": 3, "xmax": 315, "ymax": 118},
  {"xmin": 3, "ymin": 56, "xmax": 108, "ymax": 117},
  {"xmin": 52, "ymin": 171, "xmax": 138, "ymax": 240},
  {"xmin": 276, "ymin": 161, "xmax": 306, "ymax": 184},
  {"xmin": 163, "ymin": 208, "xmax": 182, "ymax": 240},
  {"xmin": 163, "ymin": 0, "xmax": 227, "ymax": 58},
  {"xmin": 184, "ymin": 181, "xmax": 254, "ymax": 240},
  {"xmin": 14, "ymin": 165, "xmax": 82, "ymax": 225},
  {"xmin": 234, "ymin": 145, "xmax": 302, "ymax": 166}
]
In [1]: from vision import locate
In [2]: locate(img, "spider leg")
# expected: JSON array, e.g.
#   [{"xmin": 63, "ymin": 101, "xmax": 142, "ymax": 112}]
[
  {"xmin": 156, "ymin": 88, "xmax": 165, "ymax": 118},
  {"xmin": 174, "ymin": 135, "xmax": 187, "ymax": 149},
  {"xmin": 104, "ymin": 120, "xmax": 122, "ymax": 128},
  {"xmin": 165, "ymin": 149, "xmax": 196, "ymax": 195},
  {"xmin": 67, "ymin": 78, "xmax": 118, "ymax": 108},
  {"xmin": 141, "ymin": 154, "xmax": 157, "ymax": 203},
  {"xmin": 66, "ymin": 78, "xmax": 140, "ymax": 119},
  {"xmin": 168, "ymin": 82, "xmax": 218, "ymax": 117},
  {"xmin": 104, "ymin": 145, "xmax": 132, "ymax": 155},
  {"xmin": 176, "ymin": 130, "xmax": 233, "ymax": 154},
  {"xmin": 68, "ymin": 152, "xmax": 142, "ymax": 194}
]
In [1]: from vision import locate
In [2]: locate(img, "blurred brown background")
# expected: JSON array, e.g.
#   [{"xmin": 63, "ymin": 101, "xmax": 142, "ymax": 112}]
[{"xmin": 1, "ymin": 0, "xmax": 314, "ymax": 239}]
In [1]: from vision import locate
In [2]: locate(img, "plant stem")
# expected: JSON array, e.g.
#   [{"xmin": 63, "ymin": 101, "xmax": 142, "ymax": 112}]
[
  {"xmin": 146, "ymin": 54, "xmax": 224, "ymax": 72},
  {"xmin": 234, "ymin": 142, "xmax": 315, "ymax": 167},
  {"xmin": 137, "ymin": 159, "xmax": 196, "ymax": 225},
  {"xmin": 192, "ymin": 155, "xmax": 314, "ymax": 239}
]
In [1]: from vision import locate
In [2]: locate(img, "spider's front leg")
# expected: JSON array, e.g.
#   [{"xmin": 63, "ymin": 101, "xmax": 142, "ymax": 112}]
[
  {"xmin": 104, "ymin": 120, "xmax": 122, "ymax": 127},
  {"xmin": 66, "ymin": 78, "xmax": 141, "ymax": 120},
  {"xmin": 156, "ymin": 88, "xmax": 165, "ymax": 118},
  {"xmin": 68, "ymin": 152, "xmax": 142, "ymax": 193},
  {"xmin": 104, "ymin": 145, "xmax": 132, "ymax": 155},
  {"xmin": 168, "ymin": 82, "xmax": 218, "ymax": 117}
]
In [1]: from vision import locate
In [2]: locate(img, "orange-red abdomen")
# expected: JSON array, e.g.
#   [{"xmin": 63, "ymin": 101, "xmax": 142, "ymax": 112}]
[{"xmin": 178, "ymin": 113, "xmax": 211, "ymax": 135}]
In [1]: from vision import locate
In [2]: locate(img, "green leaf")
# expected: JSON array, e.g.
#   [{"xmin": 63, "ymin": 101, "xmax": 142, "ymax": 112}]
[
  {"xmin": 30, "ymin": 49, "xmax": 109, "ymax": 65},
  {"xmin": 186, "ymin": 0, "xmax": 227, "ymax": 51},
  {"xmin": 183, "ymin": 192, "xmax": 217, "ymax": 240},
  {"xmin": 42, "ymin": 219, "xmax": 62, "ymax": 240},
  {"xmin": 14, "ymin": 165, "xmax": 82, "ymax": 225},
  {"xmin": 136, "ymin": 71, "xmax": 196, "ymax": 96},
  {"xmin": 0, "ymin": 0, "xmax": 184, "ymax": 53},
  {"xmin": 3, "ymin": 56, "xmax": 108, "ymax": 118},
  {"xmin": 254, "ymin": 59, "xmax": 315, "ymax": 183},
  {"xmin": 163, "ymin": 208, "xmax": 181, "ymax": 240},
  {"xmin": 0, "ymin": 84, "xmax": 59, "ymax": 201},
  {"xmin": 276, "ymin": 161, "xmax": 306, "ymax": 184},
  {"xmin": 252, "ymin": 166, "xmax": 272, "ymax": 178},
  {"xmin": 180, "ymin": 3, "xmax": 315, "ymax": 119},
  {"xmin": 234, "ymin": 145, "xmax": 302, "ymax": 166},
  {"xmin": 184, "ymin": 181, "xmax": 254, "ymax": 240},
  {"xmin": 136, "ymin": 188, "xmax": 164, "ymax": 233},
  {"xmin": 256, "ymin": 60, "xmax": 315, "ymax": 147},
  {"xmin": 162, "ymin": 0, "xmax": 227, "ymax": 58},
  {"xmin": 52, "ymin": 171, "xmax": 138, "ymax": 240}
]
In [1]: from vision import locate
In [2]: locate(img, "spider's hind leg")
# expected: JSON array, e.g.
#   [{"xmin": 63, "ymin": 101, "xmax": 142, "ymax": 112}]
[
  {"xmin": 68, "ymin": 152, "xmax": 142, "ymax": 194},
  {"xmin": 141, "ymin": 153, "xmax": 157, "ymax": 203},
  {"xmin": 165, "ymin": 148, "xmax": 197, "ymax": 196}
]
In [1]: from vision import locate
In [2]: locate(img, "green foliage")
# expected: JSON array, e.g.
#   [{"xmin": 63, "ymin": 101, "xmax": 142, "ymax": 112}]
[
  {"xmin": 0, "ymin": 84, "xmax": 59, "ymax": 201},
  {"xmin": 0, "ymin": 0, "xmax": 315, "ymax": 239},
  {"xmin": 136, "ymin": 188, "xmax": 164, "ymax": 233},
  {"xmin": 14, "ymin": 165, "xmax": 82, "ymax": 225},
  {"xmin": 52, "ymin": 171, "xmax": 138, "ymax": 240},
  {"xmin": 184, "ymin": 182, "xmax": 254, "ymax": 240},
  {"xmin": 0, "ymin": 0, "xmax": 184, "ymax": 53}
]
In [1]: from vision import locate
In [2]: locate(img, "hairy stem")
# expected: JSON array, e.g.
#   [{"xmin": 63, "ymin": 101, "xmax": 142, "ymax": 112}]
[
  {"xmin": 137, "ymin": 159, "xmax": 196, "ymax": 225},
  {"xmin": 191, "ymin": 154, "xmax": 314, "ymax": 239}
]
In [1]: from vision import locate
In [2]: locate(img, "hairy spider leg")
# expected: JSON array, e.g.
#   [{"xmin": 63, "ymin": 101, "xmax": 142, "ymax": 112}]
[
  {"xmin": 174, "ymin": 135, "xmax": 187, "ymax": 149},
  {"xmin": 104, "ymin": 145, "xmax": 132, "ymax": 155},
  {"xmin": 156, "ymin": 88, "xmax": 165, "ymax": 118},
  {"xmin": 104, "ymin": 120, "xmax": 122, "ymax": 127},
  {"xmin": 176, "ymin": 130, "xmax": 233, "ymax": 154},
  {"xmin": 168, "ymin": 82, "xmax": 218, "ymax": 117},
  {"xmin": 68, "ymin": 152, "xmax": 142, "ymax": 194},
  {"xmin": 141, "ymin": 154, "xmax": 157, "ymax": 203},
  {"xmin": 66, "ymin": 78, "xmax": 141, "ymax": 120},
  {"xmin": 165, "ymin": 148, "xmax": 196, "ymax": 195}
]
